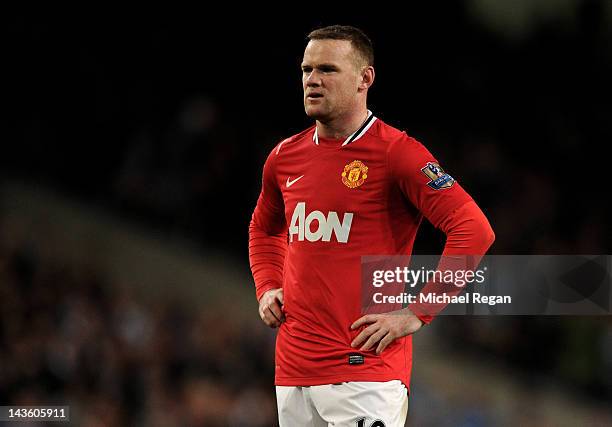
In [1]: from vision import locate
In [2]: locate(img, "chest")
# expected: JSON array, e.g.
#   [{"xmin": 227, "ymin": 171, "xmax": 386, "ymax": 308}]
[{"xmin": 276, "ymin": 149, "xmax": 387, "ymax": 215}]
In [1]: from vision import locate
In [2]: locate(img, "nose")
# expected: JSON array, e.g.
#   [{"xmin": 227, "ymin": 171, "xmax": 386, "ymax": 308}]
[{"xmin": 305, "ymin": 70, "xmax": 321, "ymax": 87}]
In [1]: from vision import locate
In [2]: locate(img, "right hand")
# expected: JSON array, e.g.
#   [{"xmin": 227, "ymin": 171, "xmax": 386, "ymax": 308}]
[{"xmin": 258, "ymin": 288, "xmax": 285, "ymax": 328}]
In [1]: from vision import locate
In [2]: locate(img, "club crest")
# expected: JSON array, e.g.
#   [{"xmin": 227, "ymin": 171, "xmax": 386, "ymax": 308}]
[{"xmin": 342, "ymin": 160, "xmax": 368, "ymax": 189}]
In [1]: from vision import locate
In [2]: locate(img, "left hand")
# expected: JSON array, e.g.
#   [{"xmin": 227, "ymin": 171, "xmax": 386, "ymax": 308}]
[{"xmin": 350, "ymin": 308, "xmax": 424, "ymax": 355}]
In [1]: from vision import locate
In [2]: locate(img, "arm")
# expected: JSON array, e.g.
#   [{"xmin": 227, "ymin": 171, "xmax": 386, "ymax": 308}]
[
  {"xmin": 409, "ymin": 200, "xmax": 495, "ymax": 324},
  {"xmin": 351, "ymin": 135, "xmax": 495, "ymax": 352},
  {"xmin": 248, "ymin": 146, "xmax": 289, "ymax": 328}
]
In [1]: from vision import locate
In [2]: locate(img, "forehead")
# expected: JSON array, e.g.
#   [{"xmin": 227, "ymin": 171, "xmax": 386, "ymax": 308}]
[{"xmin": 302, "ymin": 39, "xmax": 356, "ymax": 65}]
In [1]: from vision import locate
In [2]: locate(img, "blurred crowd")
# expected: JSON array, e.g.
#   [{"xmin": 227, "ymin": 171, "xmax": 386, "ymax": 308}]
[{"xmin": 0, "ymin": 241, "xmax": 276, "ymax": 426}]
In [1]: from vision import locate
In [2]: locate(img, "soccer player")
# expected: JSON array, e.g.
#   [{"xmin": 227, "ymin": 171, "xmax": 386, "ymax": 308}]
[{"xmin": 249, "ymin": 25, "xmax": 495, "ymax": 426}]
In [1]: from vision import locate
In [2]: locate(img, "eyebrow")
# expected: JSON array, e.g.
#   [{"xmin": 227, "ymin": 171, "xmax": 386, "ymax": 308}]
[{"xmin": 301, "ymin": 63, "xmax": 340, "ymax": 70}]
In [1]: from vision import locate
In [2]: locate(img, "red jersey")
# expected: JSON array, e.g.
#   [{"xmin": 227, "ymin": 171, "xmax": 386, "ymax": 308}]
[{"xmin": 249, "ymin": 113, "xmax": 484, "ymax": 389}]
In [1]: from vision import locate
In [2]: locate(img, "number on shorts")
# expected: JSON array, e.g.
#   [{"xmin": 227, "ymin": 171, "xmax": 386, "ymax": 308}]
[{"xmin": 356, "ymin": 418, "xmax": 385, "ymax": 427}]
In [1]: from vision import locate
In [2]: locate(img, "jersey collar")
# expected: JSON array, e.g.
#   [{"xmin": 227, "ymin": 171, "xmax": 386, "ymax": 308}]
[{"xmin": 313, "ymin": 110, "xmax": 377, "ymax": 147}]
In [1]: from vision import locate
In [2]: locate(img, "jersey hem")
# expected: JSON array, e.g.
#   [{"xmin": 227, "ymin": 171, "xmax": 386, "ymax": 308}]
[{"xmin": 275, "ymin": 373, "xmax": 410, "ymax": 393}]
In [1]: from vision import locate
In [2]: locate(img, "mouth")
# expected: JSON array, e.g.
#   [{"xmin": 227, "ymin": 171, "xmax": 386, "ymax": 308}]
[{"xmin": 306, "ymin": 93, "xmax": 323, "ymax": 100}]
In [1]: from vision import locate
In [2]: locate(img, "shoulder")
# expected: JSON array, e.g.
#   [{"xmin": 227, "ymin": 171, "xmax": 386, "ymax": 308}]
[
  {"xmin": 370, "ymin": 119, "xmax": 439, "ymax": 178},
  {"xmin": 271, "ymin": 125, "xmax": 315, "ymax": 156},
  {"xmin": 261, "ymin": 125, "xmax": 314, "ymax": 174},
  {"xmin": 371, "ymin": 118, "xmax": 426, "ymax": 155}
]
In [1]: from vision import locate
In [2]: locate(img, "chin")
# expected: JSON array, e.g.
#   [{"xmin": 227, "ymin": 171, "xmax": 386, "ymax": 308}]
[{"xmin": 304, "ymin": 105, "xmax": 327, "ymax": 120}]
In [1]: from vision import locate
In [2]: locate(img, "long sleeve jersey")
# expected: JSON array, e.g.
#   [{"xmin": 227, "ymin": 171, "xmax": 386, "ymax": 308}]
[{"xmin": 249, "ymin": 113, "xmax": 495, "ymax": 389}]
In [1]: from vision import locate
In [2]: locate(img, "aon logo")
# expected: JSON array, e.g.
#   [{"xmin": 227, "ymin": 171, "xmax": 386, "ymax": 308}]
[{"xmin": 289, "ymin": 202, "xmax": 353, "ymax": 243}]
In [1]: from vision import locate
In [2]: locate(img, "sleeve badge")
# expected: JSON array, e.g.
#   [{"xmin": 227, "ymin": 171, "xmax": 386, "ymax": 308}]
[{"xmin": 421, "ymin": 162, "xmax": 455, "ymax": 190}]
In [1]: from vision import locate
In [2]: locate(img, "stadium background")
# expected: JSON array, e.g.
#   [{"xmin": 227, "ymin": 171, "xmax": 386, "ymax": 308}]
[{"xmin": 2, "ymin": 2, "xmax": 611, "ymax": 426}]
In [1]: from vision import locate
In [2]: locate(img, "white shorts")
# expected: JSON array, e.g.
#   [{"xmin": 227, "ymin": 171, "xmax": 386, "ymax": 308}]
[{"xmin": 276, "ymin": 380, "xmax": 408, "ymax": 427}]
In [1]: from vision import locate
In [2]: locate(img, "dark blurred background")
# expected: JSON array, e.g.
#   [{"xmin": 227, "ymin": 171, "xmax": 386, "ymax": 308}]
[{"xmin": 2, "ymin": 2, "xmax": 612, "ymax": 426}]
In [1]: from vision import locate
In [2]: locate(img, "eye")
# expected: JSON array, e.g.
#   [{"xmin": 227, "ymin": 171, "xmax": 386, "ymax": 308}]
[{"xmin": 302, "ymin": 66, "xmax": 312, "ymax": 73}]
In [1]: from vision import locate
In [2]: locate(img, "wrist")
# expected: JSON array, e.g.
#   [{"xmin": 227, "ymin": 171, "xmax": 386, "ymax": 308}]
[{"xmin": 256, "ymin": 283, "xmax": 282, "ymax": 302}]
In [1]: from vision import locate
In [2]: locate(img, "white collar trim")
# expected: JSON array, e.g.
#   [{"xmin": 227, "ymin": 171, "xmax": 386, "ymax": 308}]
[{"xmin": 313, "ymin": 110, "xmax": 377, "ymax": 146}]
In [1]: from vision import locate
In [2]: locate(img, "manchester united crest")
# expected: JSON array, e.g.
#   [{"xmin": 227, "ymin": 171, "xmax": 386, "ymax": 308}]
[{"xmin": 342, "ymin": 160, "xmax": 368, "ymax": 189}]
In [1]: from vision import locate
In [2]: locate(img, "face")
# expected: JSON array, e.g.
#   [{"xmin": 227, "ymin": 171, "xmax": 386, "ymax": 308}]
[{"xmin": 301, "ymin": 39, "xmax": 366, "ymax": 122}]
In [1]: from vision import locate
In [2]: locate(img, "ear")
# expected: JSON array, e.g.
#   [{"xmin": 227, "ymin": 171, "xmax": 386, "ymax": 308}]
[{"xmin": 358, "ymin": 66, "xmax": 375, "ymax": 91}]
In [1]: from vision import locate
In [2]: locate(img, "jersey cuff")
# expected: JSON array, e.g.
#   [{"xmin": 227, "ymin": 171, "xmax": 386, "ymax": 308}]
[
  {"xmin": 256, "ymin": 281, "xmax": 283, "ymax": 302},
  {"xmin": 408, "ymin": 304, "xmax": 434, "ymax": 325}
]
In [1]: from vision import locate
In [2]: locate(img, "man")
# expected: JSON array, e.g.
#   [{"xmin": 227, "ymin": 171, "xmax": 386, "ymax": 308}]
[{"xmin": 249, "ymin": 25, "xmax": 494, "ymax": 426}]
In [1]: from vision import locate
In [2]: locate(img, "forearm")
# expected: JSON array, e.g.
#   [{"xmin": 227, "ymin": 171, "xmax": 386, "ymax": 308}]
[
  {"xmin": 248, "ymin": 216, "xmax": 287, "ymax": 301},
  {"xmin": 410, "ymin": 200, "xmax": 495, "ymax": 323}
]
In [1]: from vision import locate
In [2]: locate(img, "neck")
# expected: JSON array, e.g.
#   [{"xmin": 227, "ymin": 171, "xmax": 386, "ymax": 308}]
[{"xmin": 316, "ymin": 107, "xmax": 369, "ymax": 140}]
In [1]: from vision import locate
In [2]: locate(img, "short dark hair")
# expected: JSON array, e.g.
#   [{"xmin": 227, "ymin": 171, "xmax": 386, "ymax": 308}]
[{"xmin": 307, "ymin": 25, "xmax": 374, "ymax": 67}]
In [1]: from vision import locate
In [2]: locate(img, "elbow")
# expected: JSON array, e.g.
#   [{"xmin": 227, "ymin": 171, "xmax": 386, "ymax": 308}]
[
  {"xmin": 468, "ymin": 205, "xmax": 495, "ymax": 252},
  {"xmin": 249, "ymin": 214, "xmax": 258, "ymax": 232},
  {"xmin": 249, "ymin": 210, "xmax": 265, "ymax": 234},
  {"xmin": 486, "ymin": 225, "xmax": 496, "ymax": 248},
  {"xmin": 471, "ymin": 203, "xmax": 495, "ymax": 250},
  {"xmin": 481, "ymin": 219, "xmax": 495, "ymax": 250}
]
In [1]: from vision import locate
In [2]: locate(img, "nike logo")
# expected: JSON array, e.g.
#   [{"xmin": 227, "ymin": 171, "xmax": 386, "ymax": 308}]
[{"xmin": 286, "ymin": 175, "xmax": 305, "ymax": 188}]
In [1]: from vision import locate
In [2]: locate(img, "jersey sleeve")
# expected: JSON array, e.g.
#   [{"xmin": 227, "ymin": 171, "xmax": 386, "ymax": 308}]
[
  {"xmin": 408, "ymin": 200, "xmax": 495, "ymax": 324},
  {"xmin": 387, "ymin": 134, "xmax": 473, "ymax": 228},
  {"xmin": 248, "ymin": 145, "xmax": 288, "ymax": 301},
  {"xmin": 388, "ymin": 134, "xmax": 494, "ymax": 324}
]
